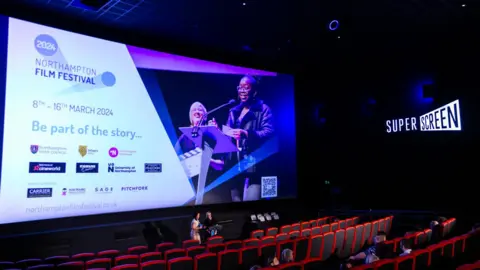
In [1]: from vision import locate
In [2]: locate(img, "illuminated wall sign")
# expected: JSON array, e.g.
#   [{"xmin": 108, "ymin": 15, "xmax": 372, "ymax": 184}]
[{"xmin": 386, "ymin": 100, "xmax": 461, "ymax": 133}]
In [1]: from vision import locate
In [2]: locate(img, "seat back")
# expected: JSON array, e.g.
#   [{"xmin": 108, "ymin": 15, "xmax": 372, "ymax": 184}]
[
  {"xmin": 352, "ymin": 217, "xmax": 360, "ymax": 225},
  {"xmin": 395, "ymin": 255, "xmax": 414, "ymax": 270},
  {"xmin": 343, "ymin": 227, "xmax": 355, "ymax": 256},
  {"xmin": 240, "ymin": 247, "xmax": 259, "ymax": 270},
  {"xmin": 194, "ymin": 253, "xmax": 216, "ymax": 270},
  {"xmin": 243, "ymin": 239, "xmax": 260, "ymax": 247},
  {"xmin": 294, "ymin": 237, "xmax": 310, "ymax": 262},
  {"xmin": 353, "ymin": 225, "xmax": 365, "ymax": 254},
  {"xmin": 98, "ymin": 251, "xmax": 121, "ymax": 261},
  {"xmin": 164, "ymin": 249, "xmax": 186, "ymax": 261},
  {"xmin": 376, "ymin": 259, "xmax": 395, "ymax": 270},
  {"xmin": 378, "ymin": 219, "xmax": 386, "ymax": 232},
  {"xmin": 111, "ymin": 264, "xmax": 138, "ymax": 270},
  {"xmin": 207, "ymin": 236, "xmax": 224, "ymax": 244},
  {"xmin": 346, "ymin": 218, "xmax": 354, "ymax": 228},
  {"xmin": 291, "ymin": 223, "xmax": 300, "ymax": 231},
  {"xmin": 261, "ymin": 236, "xmax": 275, "ymax": 245},
  {"xmin": 156, "ymin": 243, "xmax": 175, "ymax": 254},
  {"xmin": 429, "ymin": 244, "xmax": 443, "ymax": 267},
  {"xmin": 186, "ymin": 246, "xmax": 205, "ymax": 258},
  {"xmin": 311, "ymin": 227, "xmax": 321, "ymax": 236},
  {"xmin": 140, "ymin": 260, "xmax": 166, "ymax": 270},
  {"xmin": 167, "ymin": 257, "xmax": 192, "ymax": 270},
  {"xmin": 300, "ymin": 222, "xmax": 310, "ymax": 230},
  {"xmin": 334, "ymin": 229, "xmax": 346, "ymax": 257},
  {"xmin": 330, "ymin": 222, "xmax": 339, "ymax": 231},
  {"xmin": 44, "ymin": 256, "xmax": 70, "ymax": 266},
  {"xmin": 288, "ymin": 231, "xmax": 300, "ymax": 239},
  {"xmin": 86, "ymin": 258, "xmax": 111, "ymax": 270},
  {"xmin": 339, "ymin": 220, "xmax": 346, "ymax": 229},
  {"xmin": 276, "ymin": 239, "xmax": 295, "ymax": 260},
  {"xmin": 206, "ymin": 244, "xmax": 225, "ymax": 253},
  {"xmin": 218, "ymin": 250, "xmax": 239, "ymax": 270},
  {"xmin": 140, "ymin": 252, "xmax": 162, "ymax": 263},
  {"xmin": 72, "ymin": 253, "xmax": 95, "ymax": 262},
  {"xmin": 115, "ymin": 255, "xmax": 139, "ymax": 266},
  {"xmin": 27, "ymin": 265, "xmax": 55, "ymax": 270},
  {"xmin": 321, "ymin": 225, "xmax": 330, "ymax": 234},
  {"xmin": 309, "ymin": 235, "xmax": 323, "ymax": 259},
  {"xmin": 424, "ymin": 229, "xmax": 432, "ymax": 242},
  {"xmin": 301, "ymin": 229, "xmax": 311, "ymax": 237},
  {"xmin": 182, "ymin": 240, "xmax": 200, "ymax": 249},
  {"xmin": 412, "ymin": 249, "xmax": 429, "ymax": 270},
  {"xmin": 128, "ymin": 246, "xmax": 148, "ymax": 255},
  {"xmin": 321, "ymin": 232, "xmax": 335, "ymax": 261},
  {"xmin": 57, "ymin": 262, "xmax": 84, "ymax": 270},
  {"xmin": 280, "ymin": 225, "xmax": 291, "ymax": 234},
  {"xmin": 250, "ymin": 229, "xmax": 264, "ymax": 239},
  {"xmin": 259, "ymin": 243, "xmax": 276, "ymax": 266},
  {"xmin": 415, "ymin": 232, "xmax": 427, "ymax": 248},
  {"xmin": 371, "ymin": 221, "xmax": 379, "ymax": 243},
  {"xmin": 277, "ymin": 262, "xmax": 303, "ymax": 270},
  {"xmin": 225, "ymin": 240, "xmax": 242, "ymax": 250},
  {"xmin": 309, "ymin": 220, "xmax": 318, "ymax": 228},
  {"xmin": 266, "ymin": 227, "xmax": 278, "ymax": 236},
  {"xmin": 317, "ymin": 218, "xmax": 328, "ymax": 226},
  {"xmin": 276, "ymin": 233, "xmax": 288, "ymax": 242},
  {"xmin": 363, "ymin": 223, "xmax": 372, "ymax": 246}
]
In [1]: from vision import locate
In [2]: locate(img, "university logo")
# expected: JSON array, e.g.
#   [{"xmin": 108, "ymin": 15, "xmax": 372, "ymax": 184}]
[
  {"xmin": 27, "ymin": 188, "xmax": 53, "ymax": 198},
  {"xmin": 76, "ymin": 163, "xmax": 99, "ymax": 173},
  {"xmin": 386, "ymin": 100, "xmax": 462, "ymax": 133},
  {"xmin": 144, "ymin": 163, "xmax": 162, "ymax": 173},
  {"xmin": 108, "ymin": 163, "xmax": 136, "ymax": 173},
  {"xmin": 78, "ymin": 145, "xmax": 87, "ymax": 157},
  {"xmin": 30, "ymin": 145, "xmax": 39, "ymax": 154},
  {"xmin": 29, "ymin": 162, "xmax": 66, "ymax": 173}
]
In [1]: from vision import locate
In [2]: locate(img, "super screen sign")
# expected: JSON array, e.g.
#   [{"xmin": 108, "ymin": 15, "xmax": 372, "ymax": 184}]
[{"xmin": 386, "ymin": 100, "xmax": 461, "ymax": 133}]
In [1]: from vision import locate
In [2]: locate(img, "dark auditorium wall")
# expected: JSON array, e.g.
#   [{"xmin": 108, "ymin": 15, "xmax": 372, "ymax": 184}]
[{"xmin": 296, "ymin": 31, "xmax": 479, "ymax": 212}]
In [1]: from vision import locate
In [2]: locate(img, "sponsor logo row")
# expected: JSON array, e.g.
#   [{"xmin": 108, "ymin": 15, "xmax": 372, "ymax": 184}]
[
  {"xmin": 28, "ymin": 162, "xmax": 162, "ymax": 173},
  {"xmin": 30, "ymin": 144, "xmax": 135, "ymax": 158},
  {"xmin": 27, "ymin": 186, "xmax": 148, "ymax": 198}
]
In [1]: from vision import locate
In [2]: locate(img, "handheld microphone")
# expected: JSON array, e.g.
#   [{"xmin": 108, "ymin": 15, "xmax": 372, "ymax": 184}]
[{"xmin": 192, "ymin": 99, "xmax": 236, "ymax": 138}]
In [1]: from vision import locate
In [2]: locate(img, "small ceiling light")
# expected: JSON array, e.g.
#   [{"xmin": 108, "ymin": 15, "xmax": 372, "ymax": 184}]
[
  {"xmin": 243, "ymin": 2, "xmax": 246, "ymax": 5},
  {"xmin": 462, "ymin": 4, "xmax": 466, "ymax": 7}
]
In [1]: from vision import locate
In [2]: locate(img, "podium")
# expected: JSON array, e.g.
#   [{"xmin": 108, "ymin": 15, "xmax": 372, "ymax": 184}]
[{"xmin": 179, "ymin": 126, "xmax": 238, "ymax": 205}]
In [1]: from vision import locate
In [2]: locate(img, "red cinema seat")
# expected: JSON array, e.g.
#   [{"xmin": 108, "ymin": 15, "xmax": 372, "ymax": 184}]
[
  {"xmin": 338, "ymin": 220, "xmax": 346, "ymax": 229},
  {"xmin": 309, "ymin": 234, "xmax": 323, "ymax": 259},
  {"xmin": 239, "ymin": 247, "xmax": 259, "ymax": 270},
  {"xmin": 250, "ymin": 230, "xmax": 264, "ymax": 239},
  {"xmin": 301, "ymin": 222, "xmax": 310, "ymax": 230},
  {"xmin": 330, "ymin": 222, "xmax": 339, "ymax": 232},
  {"xmin": 317, "ymin": 218, "xmax": 328, "ymax": 226},
  {"xmin": 302, "ymin": 258, "xmax": 323, "ymax": 270},
  {"xmin": 16, "ymin": 259, "xmax": 42, "ymax": 268},
  {"xmin": 309, "ymin": 220, "xmax": 318, "ymax": 228},
  {"xmin": 115, "ymin": 255, "xmax": 139, "ymax": 266},
  {"xmin": 428, "ymin": 244, "xmax": 444, "ymax": 267},
  {"xmin": 343, "ymin": 227, "xmax": 355, "ymax": 257},
  {"xmin": 206, "ymin": 244, "xmax": 225, "ymax": 253},
  {"xmin": 140, "ymin": 260, "xmax": 166, "ymax": 270},
  {"xmin": 294, "ymin": 237, "xmax": 310, "ymax": 262},
  {"xmin": 353, "ymin": 225, "xmax": 365, "ymax": 254},
  {"xmin": 301, "ymin": 228, "xmax": 311, "ymax": 237},
  {"xmin": 311, "ymin": 227, "xmax": 321, "ymax": 236},
  {"xmin": 291, "ymin": 223, "xmax": 301, "ymax": 231},
  {"xmin": 27, "ymin": 265, "xmax": 55, "ymax": 270},
  {"xmin": 128, "ymin": 246, "xmax": 148, "ymax": 255},
  {"xmin": 424, "ymin": 228, "xmax": 432, "ymax": 242},
  {"xmin": 167, "ymin": 257, "xmax": 192, "ymax": 270},
  {"xmin": 242, "ymin": 238, "xmax": 260, "ymax": 247},
  {"xmin": 277, "ymin": 262, "xmax": 303, "ymax": 270},
  {"xmin": 276, "ymin": 239, "xmax": 295, "ymax": 260},
  {"xmin": 261, "ymin": 236, "xmax": 275, "ymax": 245},
  {"xmin": 194, "ymin": 253, "xmax": 216, "ymax": 270},
  {"xmin": 280, "ymin": 225, "xmax": 292, "ymax": 234},
  {"xmin": 321, "ymin": 232, "xmax": 335, "ymax": 261},
  {"xmin": 346, "ymin": 218, "xmax": 354, "ymax": 228},
  {"xmin": 352, "ymin": 217, "xmax": 360, "ymax": 226},
  {"xmin": 44, "ymin": 256, "xmax": 70, "ymax": 266},
  {"xmin": 288, "ymin": 231, "xmax": 300, "ymax": 239},
  {"xmin": 321, "ymin": 224, "xmax": 331, "ymax": 234},
  {"xmin": 375, "ymin": 258, "xmax": 395, "ymax": 270},
  {"xmin": 206, "ymin": 236, "xmax": 223, "ymax": 244},
  {"xmin": 276, "ymin": 233, "xmax": 289, "ymax": 242},
  {"xmin": 140, "ymin": 253, "xmax": 162, "ymax": 263},
  {"xmin": 72, "ymin": 253, "xmax": 95, "ymax": 262},
  {"xmin": 395, "ymin": 254, "xmax": 414, "ymax": 270},
  {"xmin": 266, "ymin": 227, "xmax": 278, "ymax": 236},
  {"xmin": 259, "ymin": 243, "xmax": 276, "ymax": 264},
  {"xmin": 370, "ymin": 221, "xmax": 379, "ymax": 244},
  {"xmin": 86, "ymin": 258, "xmax": 111, "ymax": 270},
  {"xmin": 98, "ymin": 251, "xmax": 121, "ymax": 261},
  {"xmin": 155, "ymin": 243, "xmax": 175, "ymax": 254},
  {"xmin": 378, "ymin": 218, "xmax": 386, "ymax": 233},
  {"xmin": 182, "ymin": 240, "xmax": 200, "ymax": 249},
  {"xmin": 217, "ymin": 250, "xmax": 239, "ymax": 270},
  {"xmin": 164, "ymin": 249, "xmax": 186, "ymax": 261},
  {"xmin": 415, "ymin": 231, "xmax": 427, "ymax": 248},
  {"xmin": 57, "ymin": 262, "xmax": 84, "ymax": 270},
  {"xmin": 112, "ymin": 265, "xmax": 138, "ymax": 270},
  {"xmin": 334, "ymin": 229, "xmax": 346, "ymax": 257},
  {"xmin": 412, "ymin": 249, "xmax": 430, "ymax": 270},
  {"xmin": 225, "ymin": 240, "xmax": 242, "ymax": 250},
  {"xmin": 186, "ymin": 246, "xmax": 205, "ymax": 258}
]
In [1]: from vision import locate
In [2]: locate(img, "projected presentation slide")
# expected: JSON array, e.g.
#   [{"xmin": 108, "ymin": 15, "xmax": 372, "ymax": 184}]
[{"xmin": 0, "ymin": 17, "xmax": 296, "ymax": 224}]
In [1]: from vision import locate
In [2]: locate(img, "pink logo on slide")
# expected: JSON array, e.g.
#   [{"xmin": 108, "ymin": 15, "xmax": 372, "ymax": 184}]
[{"xmin": 109, "ymin": 147, "xmax": 119, "ymax": 158}]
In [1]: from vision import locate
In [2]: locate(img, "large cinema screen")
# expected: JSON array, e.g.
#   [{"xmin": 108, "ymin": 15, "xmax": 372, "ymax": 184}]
[{"xmin": 0, "ymin": 17, "xmax": 296, "ymax": 224}]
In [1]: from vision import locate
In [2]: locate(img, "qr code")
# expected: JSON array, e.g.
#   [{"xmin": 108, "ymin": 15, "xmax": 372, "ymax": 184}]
[{"xmin": 261, "ymin": 176, "xmax": 278, "ymax": 198}]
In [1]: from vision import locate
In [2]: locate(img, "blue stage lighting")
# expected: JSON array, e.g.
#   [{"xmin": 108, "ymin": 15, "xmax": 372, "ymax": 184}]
[{"xmin": 329, "ymin": 20, "xmax": 339, "ymax": 31}]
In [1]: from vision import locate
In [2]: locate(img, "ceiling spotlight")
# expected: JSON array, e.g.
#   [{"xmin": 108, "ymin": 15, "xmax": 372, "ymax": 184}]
[
  {"xmin": 243, "ymin": 2, "xmax": 246, "ymax": 5},
  {"xmin": 461, "ymin": 4, "xmax": 466, "ymax": 7},
  {"xmin": 329, "ymin": 20, "xmax": 339, "ymax": 31}
]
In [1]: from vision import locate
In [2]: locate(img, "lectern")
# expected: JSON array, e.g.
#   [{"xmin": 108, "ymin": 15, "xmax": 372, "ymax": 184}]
[{"xmin": 179, "ymin": 126, "xmax": 238, "ymax": 205}]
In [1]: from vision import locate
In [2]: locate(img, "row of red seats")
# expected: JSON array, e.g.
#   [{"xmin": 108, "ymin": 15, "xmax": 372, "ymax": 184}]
[
  {"xmin": 0, "ymin": 216, "xmax": 392, "ymax": 270},
  {"xmin": 250, "ymin": 216, "xmax": 360, "ymax": 239}
]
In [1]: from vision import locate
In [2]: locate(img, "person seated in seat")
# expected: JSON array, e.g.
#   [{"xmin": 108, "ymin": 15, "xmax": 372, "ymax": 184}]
[
  {"xmin": 365, "ymin": 254, "xmax": 379, "ymax": 264},
  {"xmin": 267, "ymin": 256, "xmax": 280, "ymax": 267},
  {"xmin": 399, "ymin": 239, "xmax": 413, "ymax": 256},
  {"xmin": 430, "ymin": 220, "xmax": 443, "ymax": 244},
  {"xmin": 344, "ymin": 231, "xmax": 392, "ymax": 268},
  {"xmin": 281, "ymin": 249, "xmax": 294, "ymax": 263}
]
